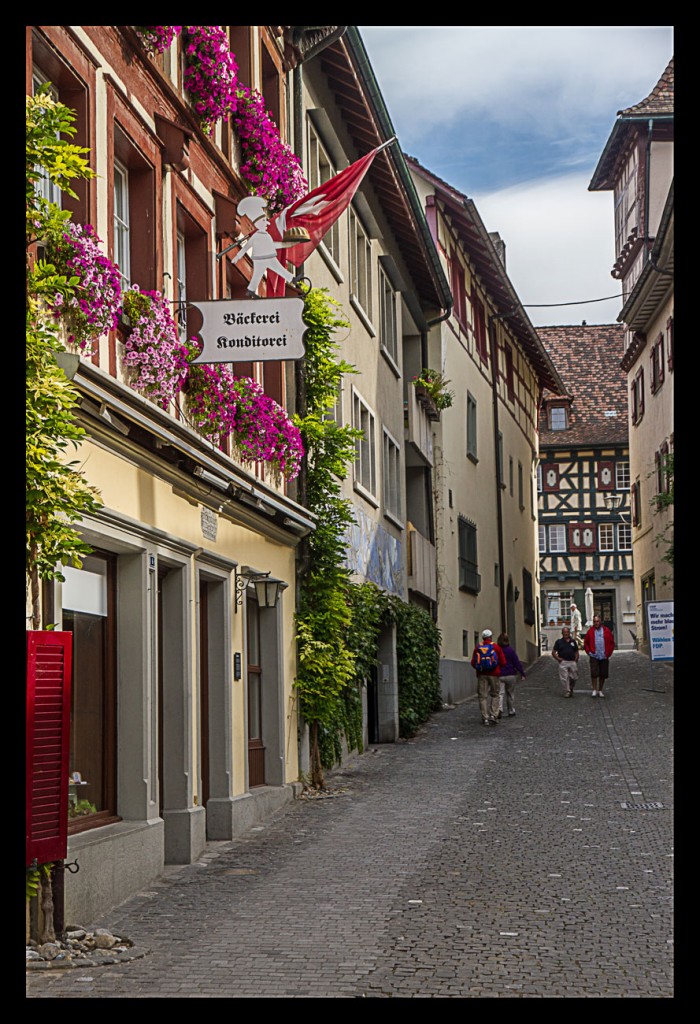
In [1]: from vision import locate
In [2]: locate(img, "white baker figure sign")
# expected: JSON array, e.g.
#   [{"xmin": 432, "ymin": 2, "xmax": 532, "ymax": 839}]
[{"xmin": 231, "ymin": 194, "xmax": 310, "ymax": 299}]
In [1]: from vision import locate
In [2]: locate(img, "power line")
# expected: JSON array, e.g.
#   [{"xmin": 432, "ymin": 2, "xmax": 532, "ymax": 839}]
[{"xmin": 523, "ymin": 293, "xmax": 623, "ymax": 308}]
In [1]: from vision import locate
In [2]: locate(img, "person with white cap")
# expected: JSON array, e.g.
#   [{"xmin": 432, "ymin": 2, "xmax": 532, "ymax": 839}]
[
  {"xmin": 569, "ymin": 601, "xmax": 583, "ymax": 644},
  {"xmin": 471, "ymin": 629, "xmax": 506, "ymax": 726}
]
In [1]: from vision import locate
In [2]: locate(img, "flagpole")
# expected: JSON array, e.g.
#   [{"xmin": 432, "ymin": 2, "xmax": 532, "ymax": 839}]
[{"xmin": 374, "ymin": 136, "xmax": 397, "ymax": 154}]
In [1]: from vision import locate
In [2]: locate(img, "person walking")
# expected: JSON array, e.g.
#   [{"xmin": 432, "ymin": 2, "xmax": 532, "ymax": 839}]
[
  {"xmin": 551, "ymin": 625, "xmax": 580, "ymax": 697},
  {"xmin": 583, "ymin": 613, "xmax": 615, "ymax": 696},
  {"xmin": 471, "ymin": 629, "xmax": 506, "ymax": 726},
  {"xmin": 570, "ymin": 602, "xmax": 583, "ymax": 645},
  {"xmin": 496, "ymin": 632, "xmax": 526, "ymax": 717}
]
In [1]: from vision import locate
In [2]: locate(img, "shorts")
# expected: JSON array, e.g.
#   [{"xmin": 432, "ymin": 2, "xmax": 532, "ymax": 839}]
[{"xmin": 589, "ymin": 657, "xmax": 609, "ymax": 681}]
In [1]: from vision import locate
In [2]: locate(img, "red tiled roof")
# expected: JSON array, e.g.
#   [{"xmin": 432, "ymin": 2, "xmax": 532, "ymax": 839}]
[
  {"xmin": 619, "ymin": 58, "xmax": 674, "ymax": 117},
  {"xmin": 537, "ymin": 324, "xmax": 628, "ymax": 447}
]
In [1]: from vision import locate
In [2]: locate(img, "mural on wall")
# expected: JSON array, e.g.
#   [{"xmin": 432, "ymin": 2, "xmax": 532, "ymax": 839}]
[{"xmin": 345, "ymin": 507, "xmax": 404, "ymax": 595}]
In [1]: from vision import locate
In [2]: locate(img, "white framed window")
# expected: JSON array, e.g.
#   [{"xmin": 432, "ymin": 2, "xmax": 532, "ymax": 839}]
[
  {"xmin": 538, "ymin": 525, "xmax": 546, "ymax": 553},
  {"xmin": 616, "ymin": 461, "xmax": 630, "ymax": 490},
  {"xmin": 32, "ymin": 71, "xmax": 62, "ymax": 208},
  {"xmin": 349, "ymin": 206, "xmax": 372, "ymax": 321},
  {"xmin": 598, "ymin": 523, "xmax": 614, "ymax": 551},
  {"xmin": 548, "ymin": 524, "xmax": 566, "ymax": 553},
  {"xmin": 614, "ymin": 147, "xmax": 639, "ymax": 255},
  {"xmin": 545, "ymin": 589, "xmax": 573, "ymax": 625},
  {"xmin": 378, "ymin": 265, "xmax": 398, "ymax": 365},
  {"xmin": 467, "ymin": 392, "xmax": 477, "ymax": 460},
  {"xmin": 382, "ymin": 428, "xmax": 402, "ymax": 522},
  {"xmin": 113, "ymin": 159, "xmax": 131, "ymax": 290},
  {"xmin": 352, "ymin": 390, "xmax": 377, "ymax": 500},
  {"xmin": 176, "ymin": 230, "xmax": 187, "ymax": 340},
  {"xmin": 307, "ymin": 123, "xmax": 340, "ymax": 268},
  {"xmin": 617, "ymin": 523, "xmax": 632, "ymax": 551},
  {"xmin": 537, "ymin": 463, "xmax": 543, "ymax": 493}
]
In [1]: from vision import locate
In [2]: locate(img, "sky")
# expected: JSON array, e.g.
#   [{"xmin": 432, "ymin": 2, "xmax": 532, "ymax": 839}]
[{"xmin": 358, "ymin": 26, "xmax": 674, "ymax": 327}]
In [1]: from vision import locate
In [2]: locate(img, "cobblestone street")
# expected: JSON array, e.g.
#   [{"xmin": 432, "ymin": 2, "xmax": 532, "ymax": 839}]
[{"xmin": 26, "ymin": 651, "xmax": 673, "ymax": 999}]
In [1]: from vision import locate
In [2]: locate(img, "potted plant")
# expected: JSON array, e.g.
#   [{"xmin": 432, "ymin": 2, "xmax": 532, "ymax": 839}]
[{"xmin": 411, "ymin": 368, "xmax": 454, "ymax": 418}]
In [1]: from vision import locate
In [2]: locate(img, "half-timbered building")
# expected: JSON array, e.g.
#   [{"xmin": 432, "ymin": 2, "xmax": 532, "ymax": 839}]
[{"xmin": 536, "ymin": 324, "xmax": 634, "ymax": 651}]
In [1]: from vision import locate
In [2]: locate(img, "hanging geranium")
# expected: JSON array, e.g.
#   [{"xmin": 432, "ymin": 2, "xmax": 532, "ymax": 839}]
[
  {"xmin": 134, "ymin": 26, "xmax": 182, "ymax": 55},
  {"xmin": 230, "ymin": 376, "xmax": 304, "ymax": 480},
  {"xmin": 46, "ymin": 221, "xmax": 122, "ymax": 351},
  {"xmin": 232, "ymin": 86, "xmax": 307, "ymax": 214},
  {"xmin": 121, "ymin": 286, "xmax": 190, "ymax": 409},
  {"xmin": 182, "ymin": 26, "xmax": 238, "ymax": 135}
]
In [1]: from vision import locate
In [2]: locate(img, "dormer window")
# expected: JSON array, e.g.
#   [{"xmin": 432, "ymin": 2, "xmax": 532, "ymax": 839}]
[{"xmin": 549, "ymin": 405, "xmax": 568, "ymax": 431}]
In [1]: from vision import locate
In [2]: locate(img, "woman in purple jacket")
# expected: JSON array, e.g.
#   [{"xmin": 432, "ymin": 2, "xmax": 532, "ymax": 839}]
[{"xmin": 496, "ymin": 633, "xmax": 526, "ymax": 717}]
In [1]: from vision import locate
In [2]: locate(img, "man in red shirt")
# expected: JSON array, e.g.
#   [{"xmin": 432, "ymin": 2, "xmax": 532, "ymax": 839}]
[
  {"xmin": 471, "ymin": 629, "xmax": 507, "ymax": 726},
  {"xmin": 583, "ymin": 614, "xmax": 616, "ymax": 697}
]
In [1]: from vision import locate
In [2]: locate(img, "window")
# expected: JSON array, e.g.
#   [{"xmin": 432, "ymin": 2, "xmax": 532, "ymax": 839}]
[
  {"xmin": 631, "ymin": 479, "xmax": 642, "ymax": 527},
  {"xmin": 504, "ymin": 345, "xmax": 514, "ymax": 401},
  {"xmin": 538, "ymin": 525, "xmax": 546, "ymax": 553},
  {"xmin": 548, "ymin": 524, "xmax": 566, "ymax": 553},
  {"xmin": 518, "ymin": 461, "xmax": 524, "ymax": 510},
  {"xmin": 655, "ymin": 441, "xmax": 671, "ymax": 496},
  {"xmin": 650, "ymin": 333, "xmax": 665, "ymax": 393},
  {"xmin": 307, "ymin": 123, "xmax": 340, "ymax": 267},
  {"xmin": 474, "ymin": 297, "xmax": 488, "ymax": 361},
  {"xmin": 61, "ymin": 551, "xmax": 119, "ymax": 833},
  {"xmin": 617, "ymin": 523, "xmax": 632, "ymax": 551},
  {"xmin": 462, "ymin": 630, "xmax": 470, "ymax": 657},
  {"xmin": 598, "ymin": 523, "xmax": 614, "ymax": 551},
  {"xmin": 176, "ymin": 230, "xmax": 187, "ymax": 340},
  {"xmin": 349, "ymin": 206, "xmax": 372, "ymax": 321},
  {"xmin": 352, "ymin": 391, "xmax": 377, "ymax": 499},
  {"xmin": 113, "ymin": 159, "xmax": 131, "ymax": 290},
  {"xmin": 667, "ymin": 315, "xmax": 673, "ymax": 372},
  {"xmin": 458, "ymin": 517, "xmax": 480, "ymax": 593},
  {"xmin": 467, "ymin": 392, "xmax": 477, "ymax": 460},
  {"xmin": 450, "ymin": 252, "xmax": 467, "ymax": 328},
  {"xmin": 614, "ymin": 147, "xmax": 639, "ymax": 255},
  {"xmin": 616, "ymin": 461, "xmax": 630, "ymax": 490},
  {"xmin": 378, "ymin": 265, "xmax": 398, "ymax": 365},
  {"xmin": 537, "ymin": 464, "xmax": 543, "ymax": 492},
  {"xmin": 522, "ymin": 568, "xmax": 535, "ymax": 625},
  {"xmin": 32, "ymin": 71, "xmax": 62, "ymax": 208},
  {"xmin": 382, "ymin": 429, "xmax": 402, "ymax": 522},
  {"xmin": 545, "ymin": 589, "xmax": 573, "ymax": 625},
  {"xmin": 549, "ymin": 405, "xmax": 567, "ymax": 430},
  {"xmin": 631, "ymin": 367, "xmax": 645, "ymax": 425},
  {"xmin": 509, "ymin": 456, "xmax": 514, "ymax": 497},
  {"xmin": 498, "ymin": 432, "xmax": 505, "ymax": 487}
]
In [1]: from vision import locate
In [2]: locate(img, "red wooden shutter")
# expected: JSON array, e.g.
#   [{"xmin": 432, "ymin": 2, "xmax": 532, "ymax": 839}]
[{"xmin": 26, "ymin": 631, "xmax": 72, "ymax": 866}]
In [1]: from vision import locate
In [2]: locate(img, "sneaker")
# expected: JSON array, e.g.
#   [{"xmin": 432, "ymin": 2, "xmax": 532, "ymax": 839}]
[
  {"xmin": 508, "ymin": 711, "xmax": 516, "ymax": 717},
  {"xmin": 482, "ymin": 718, "xmax": 492, "ymax": 726},
  {"xmin": 591, "ymin": 690, "xmax": 598, "ymax": 697},
  {"xmin": 598, "ymin": 690, "xmax": 605, "ymax": 697}
]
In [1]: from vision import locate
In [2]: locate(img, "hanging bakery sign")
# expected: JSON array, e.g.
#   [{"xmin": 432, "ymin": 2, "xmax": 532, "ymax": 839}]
[{"xmin": 188, "ymin": 296, "xmax": 307, "ymax": 363}]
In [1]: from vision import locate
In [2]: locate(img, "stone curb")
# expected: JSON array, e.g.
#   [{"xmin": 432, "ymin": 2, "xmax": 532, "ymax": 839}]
[{"xmin": 26, "ymin": 946, "xmax": 150, "ymax": 970}]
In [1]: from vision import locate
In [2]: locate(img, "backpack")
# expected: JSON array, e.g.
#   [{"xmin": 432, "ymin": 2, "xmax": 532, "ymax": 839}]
[{"xmin": 475, "ymin": 643, "xmax": 499, "ymax": 672}]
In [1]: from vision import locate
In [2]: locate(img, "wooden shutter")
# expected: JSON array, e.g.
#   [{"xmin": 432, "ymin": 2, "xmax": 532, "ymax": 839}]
[{"xmin": 26, "ymin": 631, "xmax": 72, "ymax": 866}]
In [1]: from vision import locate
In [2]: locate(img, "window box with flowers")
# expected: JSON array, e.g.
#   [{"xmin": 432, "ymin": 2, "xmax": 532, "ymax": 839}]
[
  {"xmin": 120, "ymin": 286, "xmax": 190, "ymax": 409},
  {"xmin": 181, "ymin": 26, "xmax": 239, "ymax": 137},
  {"xmin": 45, "ymin": 220, "xmax": 122, "ymax": 353},
  {"xmin": 134, "ymin": 26, "xmax": 182, "ymax": 56},
  {"xmin": 411, "ymin": 368, "xmax": 454, "ymax": 420}
]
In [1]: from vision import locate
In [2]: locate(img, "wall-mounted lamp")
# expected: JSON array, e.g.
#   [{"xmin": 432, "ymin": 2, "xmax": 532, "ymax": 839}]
[
  {"xmin": 235, "ymin": 565, "xmax": 282, "ymax": 608},
  {"xmin": 604, "ymin": 493, "xmax": 630, "ymax": 523}
]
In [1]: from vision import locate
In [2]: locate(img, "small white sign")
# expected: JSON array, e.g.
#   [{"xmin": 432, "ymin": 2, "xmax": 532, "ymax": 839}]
[
  {"xmin": 189, "ymin": 298, "xmax": 307, "ymax": 364},
  {"xmin": 646, "ymin": 600, "xmax": 674, "ymax": 662}
]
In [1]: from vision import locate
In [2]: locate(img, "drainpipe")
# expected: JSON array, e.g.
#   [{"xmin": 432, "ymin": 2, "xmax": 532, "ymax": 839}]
[{"xmin": 488, "ymin": 310, "xmax": 516, "ymax": 634}]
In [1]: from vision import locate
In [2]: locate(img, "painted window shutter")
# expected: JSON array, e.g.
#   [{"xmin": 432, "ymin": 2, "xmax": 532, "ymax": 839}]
[{"xmin": 26, "ymin": 631, "xmax": 72, "ymax": 866}]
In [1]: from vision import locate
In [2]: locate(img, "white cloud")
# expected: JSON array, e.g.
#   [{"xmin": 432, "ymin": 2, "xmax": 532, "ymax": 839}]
[
  {"xmin": 361, "ymin": 26, "xmax": 673, "ymax": 143},
  {"xmin": 471, "ymin": 173, "xmax": 622, "ymax": 327}
]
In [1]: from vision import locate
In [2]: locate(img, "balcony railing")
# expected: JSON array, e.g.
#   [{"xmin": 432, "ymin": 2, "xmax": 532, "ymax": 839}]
[
  {"xmin": 407, "ymin": 523, "xmax": 437, "ymax": 602},
  {"xmin": 404, "ymin": 384, "xmax": 433, "ymax": 466}
]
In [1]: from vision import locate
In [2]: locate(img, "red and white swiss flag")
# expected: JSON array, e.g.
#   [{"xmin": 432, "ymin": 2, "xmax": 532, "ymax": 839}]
[{"xmin": 266, "ymin": 139, "xmax": 395, "ymax": 296}]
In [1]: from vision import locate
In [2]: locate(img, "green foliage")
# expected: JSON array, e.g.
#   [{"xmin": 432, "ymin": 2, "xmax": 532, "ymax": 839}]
[
  {"xmin": 26, "ymin": 91, "xmax": 103, "ymax": 611},
  {"xmin": 412, "ymin": 367, "xmax": 454, "ymax": 411},
  {"xmin": 385, "ymin": 595, "xmax": 443, "ymax": 737},
  {"xmin": 294, "ymin": 288, "xmax": 364, "ymax": 784},
  {"xmin": 26, "ymin": 863, "xmax": 52, "ymax": 901},
  {"xmin": 651, "ymin": 450, "xmax": 674, "ymax": 582}
]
